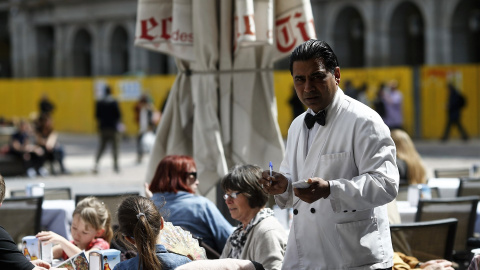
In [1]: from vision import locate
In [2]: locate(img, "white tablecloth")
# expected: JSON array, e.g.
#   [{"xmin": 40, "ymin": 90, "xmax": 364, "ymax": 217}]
[
  {"xmin": 41, "ymin": 200, "xmax": 75, "ymax": 240},
  {"xmin": 427, "ymin": 178, "xmax": 460, "ymax": 198}
]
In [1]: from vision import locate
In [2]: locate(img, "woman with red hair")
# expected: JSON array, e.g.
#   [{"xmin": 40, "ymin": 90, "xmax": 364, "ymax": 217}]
[{"xmin": 148, "ymin": 155, "xmax": 233, "ymax": 256}]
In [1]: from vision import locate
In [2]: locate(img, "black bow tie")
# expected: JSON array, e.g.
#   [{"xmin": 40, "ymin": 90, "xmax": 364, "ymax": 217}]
[{"xmin": 304, "ymin": 111, "xmax": 327, "ymax": 129}]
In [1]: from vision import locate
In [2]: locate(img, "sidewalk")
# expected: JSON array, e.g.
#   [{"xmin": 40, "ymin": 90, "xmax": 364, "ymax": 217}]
[{"xmin": 3, "ymin": 133, "xmax": 479, "ymax": 198}]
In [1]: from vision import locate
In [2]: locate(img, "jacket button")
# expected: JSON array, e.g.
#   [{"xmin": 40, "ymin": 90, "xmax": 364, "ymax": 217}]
[
  {"xmin": 310, "ymin": 208, "xmax": 315, "ymax": 213},
  {"xmin": 343, "ymin": 210, "xmax": 348, "ymax": 213},
  {"xmin": 352, "ymin": 210, "xmax": 356, "ymax": 212},
  {"xmin": 293, "ymin": 209, "xmax": 298, "ymax": 215}
]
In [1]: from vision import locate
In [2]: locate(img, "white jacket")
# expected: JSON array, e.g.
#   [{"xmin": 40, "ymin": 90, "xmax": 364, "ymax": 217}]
[{"xmin": 276, "ymin": 89, "xmax": 399, "ymax": 270}]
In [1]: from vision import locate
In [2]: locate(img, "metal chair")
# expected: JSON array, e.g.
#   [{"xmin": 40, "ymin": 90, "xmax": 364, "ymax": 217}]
[
  {"xmin": 434, "ymin": 168, "xmax": 472, "ymax": 179},
  {"xmin": 457, "ymin": 178, "xmax": 480, "ymax": 197},
  {"xmin": 0, "ymin": 196, "xmax": 43, "ymax": 244},
  {"xmin": 11, "ymin": 187, "xmax": 72, "ymax": 200},
  {"xmin": 390, "ymin": 218, "xmax": 458, "ymax": 261},
  {"xmin": 75, "ymin": 192, "xmax": 140, "ymax": 227},
  {"xmin": 415, "ymin": 196, "xmax": 480, "ymax": 266}
]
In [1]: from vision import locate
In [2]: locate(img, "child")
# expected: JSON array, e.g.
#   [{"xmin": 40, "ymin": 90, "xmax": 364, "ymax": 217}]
[
  {"xmin": 113, "ymin": 195, "xmax": 191, "ymax": 270},
  {"xmin": 36, "ymin": 196, "xmax": 113, "ymax": 259}
]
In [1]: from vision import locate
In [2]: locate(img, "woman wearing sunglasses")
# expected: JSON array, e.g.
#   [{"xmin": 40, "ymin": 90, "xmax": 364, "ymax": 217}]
[
  {"xmin": 220, "ymin": 164, "xmax": 287, "ymax": 270},
  {"xmin": 147, "ymin": 155, "xmax": 233, "ymax": 257}
]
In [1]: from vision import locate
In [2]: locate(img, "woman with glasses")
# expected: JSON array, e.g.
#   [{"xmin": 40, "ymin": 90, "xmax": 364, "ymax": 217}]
[
  {"xmin": 147, "ymin": 155, "xmax": 233, "ymax": 256},
  {"xmin": 220, "ymin": 164, "xmax": 287, "ymax": 270}
]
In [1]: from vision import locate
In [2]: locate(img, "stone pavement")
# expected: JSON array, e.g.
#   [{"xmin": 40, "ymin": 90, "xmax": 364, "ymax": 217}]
[{"xmin": 3, "ymin": 133, "xmax": 480, "ymax": 199}]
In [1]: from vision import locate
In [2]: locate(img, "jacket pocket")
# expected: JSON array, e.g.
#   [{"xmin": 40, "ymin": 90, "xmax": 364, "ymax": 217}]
[
  {"xmin": 334, "ymin": 218, "xmax": 384, "ymax": 268},
  {"xmin": 320, "ymin": 152, "xmax": 357, "ymax": 180}
]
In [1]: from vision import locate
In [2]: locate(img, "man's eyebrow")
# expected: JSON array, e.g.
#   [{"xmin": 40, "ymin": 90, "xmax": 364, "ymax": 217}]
[{"xmin": 294, "ymin": 74, "xmax": 305, "ymax": 79}]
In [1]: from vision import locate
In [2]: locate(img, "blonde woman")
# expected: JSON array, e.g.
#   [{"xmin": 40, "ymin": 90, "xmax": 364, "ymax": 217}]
[{"xmin": 391, "ymin": 129, "xmax": 427, "ymax": 186}]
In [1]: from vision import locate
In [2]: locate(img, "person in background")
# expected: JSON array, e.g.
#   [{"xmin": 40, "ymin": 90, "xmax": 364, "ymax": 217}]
[
  {"xmin": 93, "ymin": 85, "xmax": 122, "ymax": 174},
  {"xmin": 36, "ymin": 197, "xmax": 112, "ymax": 260},
  {"xmin": 373, "ymin": 82, "xmax": 387, "ymax": 119},
  {"xmin": 147, "ymin": 155, "xmax": 233, "ymax": 256},
  {"xmin": 35, "ymin": 114, "xmax": 68, "ymax": 175},
  {"xmin": 113, "ymin": 195, "xmax": 191, "ymax": 270},
  {"xmin": 343, "ymin": 80, "xmax": 358, "ymax": 100},
  {"xmin": 39, "ymin": 94, "xmax": 55, "ymax": 116},
  {"xmin": 220, "ymin": 164, "xmax": 287, "ymax": 270},
  {"xmin": 8, "ymin": 119, "xmax": 47, "ymax": 178},
  {"xmin": 0, "ymin": 173, "xmax": 66, "ymax": 270},
  {"xmin": 357, "ymin": 82, "xmax": 369, "ymax": 106},
  {"xmin": 391, "ymin": 129, "xmax": 427, "ymax": 186},
  {"xmin": 260, "ymin": 39, "xmax": 398, "ymax": 269},
  {"xmin": 441, "ymin": 82, "xmax": 469, "ymax": 142},
  {"xmin": 133, "ymin": 94, "xmax": 158, "ymax": 164},
  {"xmin": 288, "ymin": 86, "xmax": 305, "ymax": 122},
  {"xmin": 383, "ymin": 80, "xmax": 403, "ymax": 130}
]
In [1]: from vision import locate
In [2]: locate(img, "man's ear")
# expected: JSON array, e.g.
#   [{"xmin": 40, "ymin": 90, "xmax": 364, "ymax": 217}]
[{"xmin": 334, "ymin": 67, "xmax": 341, "ymax": 85}]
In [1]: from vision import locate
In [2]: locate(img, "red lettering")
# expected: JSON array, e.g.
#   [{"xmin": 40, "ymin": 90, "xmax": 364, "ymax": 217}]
[
  {"xmin": 276, "ymin": 16, "xmax": 296, "ymax": 53},
  {"xmin": 160, "ymin": 17, "xmax": 172, "ymax": 40},
  {"xmin": 243, "ymin": 15, "xmax": 255, "ymax": 35},
  {"xmin": 140, "ymin": 17, "xmax": 158, "ymax": 41}
]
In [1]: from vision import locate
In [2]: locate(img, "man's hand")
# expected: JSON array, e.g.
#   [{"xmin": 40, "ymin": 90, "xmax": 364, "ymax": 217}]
[
  {"xmin": 260, "ymin": 170, "xmax": 288, "ymax": 195},
  {"xmin": 293, "ymin": 178, "xmax": 330, "ymax": 203},
  {"xmin": 421, "ymin": 259, "xmax": 454, "ymax": 270}
]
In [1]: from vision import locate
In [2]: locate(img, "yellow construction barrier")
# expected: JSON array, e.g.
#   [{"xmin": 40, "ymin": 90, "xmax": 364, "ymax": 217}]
[{"xmin": 0, "ymin": 65, "xmax": 478, "ymax": 139}]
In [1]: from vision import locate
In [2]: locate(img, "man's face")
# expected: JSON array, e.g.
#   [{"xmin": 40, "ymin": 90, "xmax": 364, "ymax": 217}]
[{"xmin": 292, "ymin": 58, "xmax": 340, "ymax": 113}]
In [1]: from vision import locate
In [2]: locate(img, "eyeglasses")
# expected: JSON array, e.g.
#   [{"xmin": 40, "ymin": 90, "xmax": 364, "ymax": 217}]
[
  {"xmin": 187, "ymin": 172, "xmax": 197, "ymax": 178},
  {"xmin": 223, "ymin": 192, "xmax": 242, "ymax": 200}
]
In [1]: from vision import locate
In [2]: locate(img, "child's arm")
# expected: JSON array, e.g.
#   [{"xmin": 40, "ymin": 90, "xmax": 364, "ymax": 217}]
[
  {"xmin": 36, "ymin": 231, "xmax": 81, "ymax": 259},
  {"xmin": 84, "ymin": 238, "xmax": 110, "ymax": 257}
]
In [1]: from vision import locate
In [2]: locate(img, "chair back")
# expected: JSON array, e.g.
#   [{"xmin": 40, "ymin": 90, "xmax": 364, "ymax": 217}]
[
  {"xmin": 75, "ymin": 192, "xmax": 140, "ymax": 227},
  {"xmin": 458, "ymin": 178, "xmax": 480, "ymax": 197},
  {"xmin": 415, "ymin": 196, "xmax": 479, "ymax": 253},
  {"xmin": 390, "ymin": 218, "xmax": 457, "ymax": 261},
  {"xmin": 11, "ymin": 187, "xmax": 72, "ymax": 200},
  {"xmin": 0, "ymin": 196, "xmax": 43, "ymax": 244},
  {"xmin": 434, "ymin": 167, "xmax": 472, "ymax": 178}
]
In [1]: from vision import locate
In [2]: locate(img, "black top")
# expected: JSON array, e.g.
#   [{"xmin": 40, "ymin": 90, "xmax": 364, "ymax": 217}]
[
  {"xmin": 95, "ymin": 95, "xmax": 122, "ymax": 130},
  {"xmin": 0, "ymin": 226, "xmax": 34, "ymax": 270}
]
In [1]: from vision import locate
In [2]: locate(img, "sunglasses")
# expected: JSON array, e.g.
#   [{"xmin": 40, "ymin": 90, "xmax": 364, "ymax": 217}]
[
  {"xmin": 223, "ymin": 192, "xmax": 242, "ymax": 200},
  {"xmin": 187, "ymin": 172, "xmax": 197, "ymax": 178}
]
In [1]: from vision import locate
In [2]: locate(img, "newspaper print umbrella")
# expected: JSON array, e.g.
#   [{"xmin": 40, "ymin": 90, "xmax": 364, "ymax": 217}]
[{"xmin": 135, "ymin": 0, "xmax": 316, "ymax": 195}]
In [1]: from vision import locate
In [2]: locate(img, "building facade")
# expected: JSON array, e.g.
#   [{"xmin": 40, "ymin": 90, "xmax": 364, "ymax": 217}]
[{"xmin": 0, "ymin": 0, "xmax": 479, "ymax": 78}]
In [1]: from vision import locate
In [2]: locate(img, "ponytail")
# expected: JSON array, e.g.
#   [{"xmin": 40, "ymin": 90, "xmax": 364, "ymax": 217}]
[{"xmin": 117, "ymin": 196, "xmax": 162, "ymax": 270}]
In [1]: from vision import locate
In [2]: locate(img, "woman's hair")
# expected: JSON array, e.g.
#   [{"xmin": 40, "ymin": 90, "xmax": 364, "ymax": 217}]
[
  {"xmin": 116, "ymin": 196, "xmax": 163, "ymax": 270},
  {"xmin": 149, "ymin": 155, "xmax": 196, "ymax": 194},
  {"xmin": 221, "ymin": 164, "xmax": 268, "ymax": 209},
  {"xmin": 391, "ymin": 129, "xmax": 427, "ymax": 184},
  {"xmin": 73, "ymin": 197, "xmax": 113, "ymax": 243}
]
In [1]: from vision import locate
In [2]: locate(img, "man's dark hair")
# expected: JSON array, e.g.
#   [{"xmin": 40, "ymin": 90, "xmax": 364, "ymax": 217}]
[{"xmin": 289, "ymin": 39, "xmax": 339, "ymax": 75}]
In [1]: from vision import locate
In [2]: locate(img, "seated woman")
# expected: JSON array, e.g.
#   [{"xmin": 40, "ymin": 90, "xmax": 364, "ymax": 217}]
[
  {"xmin": 147, "ymin": 155, "xmax": 233, "ymax": 256},
  {"xmin": 113, "ymin": 195, "xmax": 191, "ymax": 270},
  {"xmin": 220, "ymin": 164, "xmax": 287, "ymax": 270},
  {"xmin": 35, "ymin": 113, "xmax": 68, "ymax": 175},
  {"xmin": 391, "ymin": 129, "xmax": 427, "ymax": 186},
  {"xmin": 8, "ymin": 119, "xmax": 46, "ymax": 177}
]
